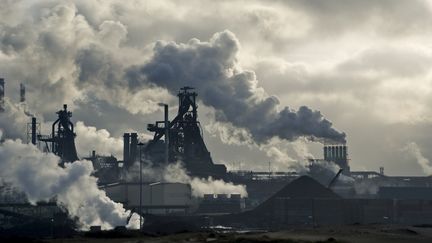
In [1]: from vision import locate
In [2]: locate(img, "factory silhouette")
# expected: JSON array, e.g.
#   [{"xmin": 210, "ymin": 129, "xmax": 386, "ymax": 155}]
[{"xmin": 2, "ymin": 78, "xmax": 432, "ymax": 237}]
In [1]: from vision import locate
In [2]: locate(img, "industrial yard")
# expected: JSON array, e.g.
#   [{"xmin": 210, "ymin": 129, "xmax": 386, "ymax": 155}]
[
  {"xmin": 7, "ymin": 225, "xmax": 432, "ymax": 243},
  {"xmin": 2, "ymin": 1, "xmax": 432, "ymax": 242},
  {"xmin": 2, "ymin": 84, "xmax": 432, "ymax": 242}
]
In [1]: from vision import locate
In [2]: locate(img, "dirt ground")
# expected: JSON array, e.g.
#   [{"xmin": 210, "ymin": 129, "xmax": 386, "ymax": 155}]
[{"xmin": 21, "ymin": 225, "xmax": 432, "ymax": 243}]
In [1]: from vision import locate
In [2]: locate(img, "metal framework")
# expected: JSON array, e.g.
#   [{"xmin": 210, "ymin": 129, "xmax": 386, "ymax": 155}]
[
  {"xmin": 26, "ymin": 117, "xmax": 40, "ymax": 146},
  {"xmin": 146, "ymin": 87, "xmax": 226, "ymax": 177},
  {"xmin": 38, "ymin": 104, "xmax": 79, "ymax": 163}
]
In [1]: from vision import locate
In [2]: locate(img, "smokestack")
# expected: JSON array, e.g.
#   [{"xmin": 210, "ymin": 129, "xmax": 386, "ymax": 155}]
[
  {"xmin": 31, "ymin": 117, "xmax": 37, "ymax": 145},
  {"xmin": 0, "ymin": 78, "xmax": 4, "ymax": 112},
  {"xmin": 324, "ymin": 145, "xmax": 332, "ymax": 161},
  {"xmin": 20, "ymin": 83, "xmax": 25, "ymax": 103},
  {"xmin": 331, "ymin": 146, "xmax": 336, "ymax": 161},
  {"xmin": 123, "ymin": 133, "xmax": 130, "ymax": 164},
  {"xmin": 342, "ymin": 145, "xmax": 347, "ymax": 159},
  {"xmin": 130, "ymin": 133, "xmax": 138, "ymax": 163}
]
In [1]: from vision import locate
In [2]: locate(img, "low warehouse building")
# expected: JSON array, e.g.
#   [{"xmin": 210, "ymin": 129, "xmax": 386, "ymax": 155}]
[{"xmin": 102, "ymin": 182, "xmax": 192, "ymax": 215}]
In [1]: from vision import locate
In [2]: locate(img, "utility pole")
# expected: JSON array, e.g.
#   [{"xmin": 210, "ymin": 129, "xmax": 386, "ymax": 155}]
[
  {"xmin": 158, "ymin": 103, "xmax": 169, "ymax": 164},
  {"xmin": 268, "ymin": 161, "xmax": 271, "ymax": 180},
  {"xmin": 137, "ymin": 142, "xmax": 144, "ymax": 230}
]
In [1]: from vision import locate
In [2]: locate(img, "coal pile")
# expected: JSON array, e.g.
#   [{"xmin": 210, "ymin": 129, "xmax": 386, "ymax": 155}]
[
  {"xmin": 216, "ymin": 176, "xmax": 340, "ymax": 227},
  {"xmin": 264, "ymin": 176, "xmax": 339, "ymax": 200},
  {"xmin": 252, "ymin": 176, "xmax": 339, "ymax": 214}
]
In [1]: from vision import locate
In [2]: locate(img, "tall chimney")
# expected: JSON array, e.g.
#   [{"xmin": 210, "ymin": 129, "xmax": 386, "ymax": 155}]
[
  {"xmin": 20, "ymin": 83, "xmax": 25, "ymax": 103},
  {"xmin": 130, "ymin": 133, "xmax": 138, "ymax": 163},
  {"xmin": 123, "ymin": 133, "xmax": 130, "ymax": 164},
  {"xmin": 331, "ymin": 146, "xmax": 336, "ymax": 161},
  {"xmin": 0, "ymin": 78, "xmax": 4, "ymax": 112},
  {"xmin": 31, "ymin": 117, "xmax": 37, "ymax": 145},
  {"xmin": 342, "ymin": 145, "xmax": 347, "ymax": 159}
]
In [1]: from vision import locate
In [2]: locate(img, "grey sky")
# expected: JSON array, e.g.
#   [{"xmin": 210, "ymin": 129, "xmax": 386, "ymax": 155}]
[{"xmin": 1, "ymin": 0, "xmax": 432, "ymax": 175}]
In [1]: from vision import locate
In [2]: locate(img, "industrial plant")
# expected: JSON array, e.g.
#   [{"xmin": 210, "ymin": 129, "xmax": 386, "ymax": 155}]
[{"xmin": 2, "ymin": 79, "xmax": 432, "ymax": 240}]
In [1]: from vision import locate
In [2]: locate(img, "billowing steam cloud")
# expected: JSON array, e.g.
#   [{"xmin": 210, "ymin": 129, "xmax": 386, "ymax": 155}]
[
  {"xmin": 405, "ymin": 142, "xmax": 432, "ymax": 175},
  {"xmin": 127, "ymin": 31, "xmax": 345, "ymax": 144},
  {"xmin": 75, "ymin": 121, "xmax": 123, "ymax": 158},
  {"xmin": 0, "ymin": 1, "xmax": 344, "ymax": 179},
  {"xmin": 163, "ymin": 162, "xmax": 248, "ymax": 197},
  {"xmin": 0, "ymin": 98, "xmax": 32, "ymax": 140},
  {"xmin": 135, "ymin": 162, "xmax": 248, "ymax": 197},
  {"xmin": 1, "ymin": 1, "xmax": 344, "ymax": 151},
  {"xmin": 0, "ymin": 138, "xmax": 140, "ymax": 230}
]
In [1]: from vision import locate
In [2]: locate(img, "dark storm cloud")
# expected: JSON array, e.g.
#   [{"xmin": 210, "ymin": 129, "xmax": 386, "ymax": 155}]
[
  {"xmin": 75, "ymin": 45, "xmax": 124, "ymax": 88},
  {"xmin": 2, "ymin": 0, "xmax": 432, "ymax": 174},
  {"xmin": 126, "ymin": 31, "xmax": 346, "ymax": 143}
]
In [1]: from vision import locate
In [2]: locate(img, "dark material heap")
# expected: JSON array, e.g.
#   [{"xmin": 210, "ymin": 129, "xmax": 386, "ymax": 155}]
[
  {"xmin": 251, "ymin": 175, "xmax": 340, "ymax": 214},
  {"xmin": 216, "ymin": 176, "xmax": 339, "ymax": 227},
  {"xmin": 268, "ymin": 175, "xmax": 340, "ymax": 199}
]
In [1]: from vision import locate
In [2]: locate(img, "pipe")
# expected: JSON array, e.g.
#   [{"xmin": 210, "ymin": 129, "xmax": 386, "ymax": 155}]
[
  {"xmin": 0, "ymin": 78, "xmax": 4, "ymax": 112},
  {"xmin": 164, "ymin": 104, "xmax": 169, "ymax": 164},
  {"xmin": 323, "ymin": 146, "xmax": 328, "ymax": 160},
  {"xmin": 331, "ymin": 146, "xmax": 336, "ymax": 160},
  {"xmin": 31, "ymin": 117, "xmax": 37, "ymax": 145},
  {"xmin": 130, "ymin": 133, "xmax": 138, "ymax": 163},
  {"xmin": 123, "ymin": 133, "xmax": 130, "ymax": 164}
]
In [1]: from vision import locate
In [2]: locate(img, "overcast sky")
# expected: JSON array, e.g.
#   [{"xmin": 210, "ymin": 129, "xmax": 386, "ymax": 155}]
[{"xmin": 2, "ymin": 0, "xmax": 432, "ymax": 176}]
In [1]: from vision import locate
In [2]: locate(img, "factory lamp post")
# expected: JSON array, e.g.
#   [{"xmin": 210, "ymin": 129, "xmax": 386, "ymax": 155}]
[
  {"xmin": 158, "ymin": 103, "xmax": 169, "ymax": 164},
  {"xmin": 137, "ymin": 142, "xmax": 145, "ymax": 231}
]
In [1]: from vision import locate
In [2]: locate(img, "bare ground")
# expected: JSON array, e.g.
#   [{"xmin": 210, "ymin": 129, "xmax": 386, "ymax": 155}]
[{"xmin": 28, "ymin": 225, "xmax": 432, "ymax": 243}]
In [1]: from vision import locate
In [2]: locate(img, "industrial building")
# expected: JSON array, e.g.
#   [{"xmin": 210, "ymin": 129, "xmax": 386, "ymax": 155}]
[
  {"xmin": 196, "ymin": 194, "xmax": 245, "ymax": 215},
  {"xmin": 4, "ymin": 81, "xmax": 432, "ymax": 234},
  {"xmin": 103, "ymin": 182, "xmax": 192, "ymax": 215}
]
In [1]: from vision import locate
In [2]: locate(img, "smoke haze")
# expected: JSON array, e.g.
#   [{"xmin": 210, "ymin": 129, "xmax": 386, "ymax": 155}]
[
  {"xmin": 0, "ymin": 137, "xmax": 140, "ymax": 230},
  {"xmin": 132, "ymin": 161, "xmax": 248, "ymax": 197},
  {"xmin": 163, "ymin": 162, "xmax": 248, "ymax": 197},
  {"xmin": 2, "ymin": 0, "xmax": 432, "ymax": 175},
  {"xmin": 127, "ymin": 31, "xmax": 346, "ymax": 144},
  {"xmin": 75, "ymin": 121, "xmax": 123, "ymax": 158},
  {"xmin": 405, "ymin": 142, "xmax": 432, "ymax": 175}
]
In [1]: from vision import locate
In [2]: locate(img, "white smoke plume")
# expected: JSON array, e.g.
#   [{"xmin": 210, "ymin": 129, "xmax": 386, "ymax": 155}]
[
  {"xmin": 0, "ymin": 138, "xmax": 140, "ymax": 230},
  {"xmin": 312, "ymin": 159, "xmax": 355, "ymax": 183},
  {"xmin": 75, "ymin": 121, "xmax": 123, "ymax": 158},
  {"xmin": 405, "ymin": 142, "xmax": 432, "ymax": 175},
  {"xmin": 163, "ymin": 162, "xmax": 248, "ymax": 197},
  {"xmin": 353, "ymin": 179, "xmax": 379, "ymax": 195},
  {"xmin": 132, "ymin": 161, "xmax": 248, "ymax": 198},
  {"xmin": 0, "ymin": 98, "xmax": 32, "ymax": 140},
  {"xmin": 0, "ymin": 1, "xmax": 345, "ymax": 169},
  {"xmin": 263, "ymin": 145, "xmax": 300, "ymax": 172},
  {"xmin": 291, "ymin": 138, "xmax": 315, "ymax": 160},
  {"xmin": 205, "ymin": 121, "xmax": 254, "ymax": 146},
  {"xmin": 127, "ymin": 31, "xmax": 346, "ymax": 144},
  {"xmin": 0, "ymin": 1, "xmax": 346, "ymax": 180}
]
